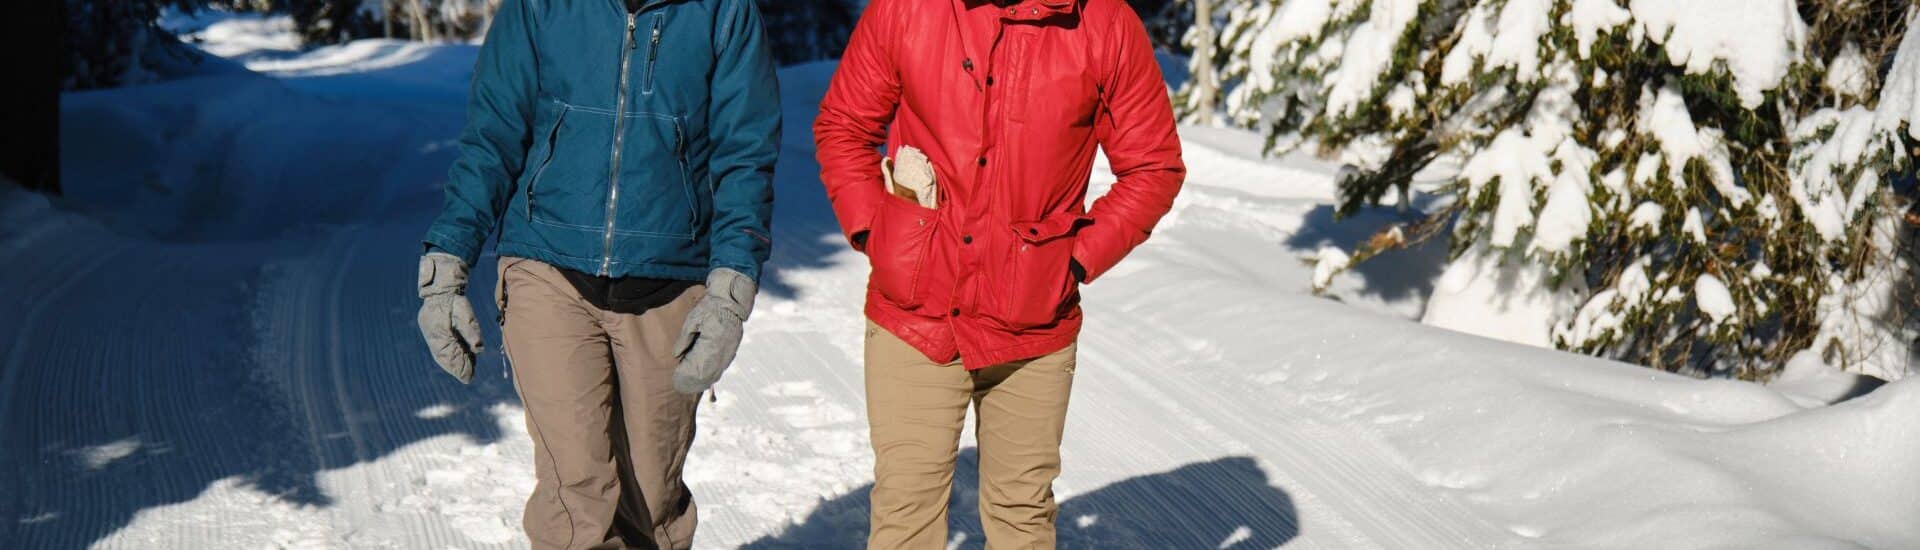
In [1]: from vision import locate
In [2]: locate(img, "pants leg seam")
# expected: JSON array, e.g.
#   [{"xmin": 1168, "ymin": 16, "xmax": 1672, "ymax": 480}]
[
  {"xmin": 509, "ymin": 336, "xmax": 580, "ymax": 550},
  {"xmin": 656, "ymin": 407, "xmax": 693, "ymax": 550}
]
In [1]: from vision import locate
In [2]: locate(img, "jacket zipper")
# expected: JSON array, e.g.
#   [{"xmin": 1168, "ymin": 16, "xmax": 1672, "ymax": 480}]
[
  {"xmin": 644, "ymin": 16, "xmax": 663, "ymax": 93},
  {"xmin": 527, "ymin": 106, "xmax": 566, "ymax": 221},
  {"xmin": 675, "ymin": 124, "xmax": 698, "ymax": 227},
  {"xmin": 602, "ymin": 12, "xmax": 638, "ymax": 276}
]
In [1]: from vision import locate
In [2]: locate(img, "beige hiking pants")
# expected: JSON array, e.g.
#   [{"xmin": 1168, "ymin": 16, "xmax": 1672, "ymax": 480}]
[
  {"xmin": 864, "ymin": 321, "xmax": 1077, "ymax": 549},
  {"xmin": 497, "ymin": 257, "xmax": 705, "ymax": 550}
]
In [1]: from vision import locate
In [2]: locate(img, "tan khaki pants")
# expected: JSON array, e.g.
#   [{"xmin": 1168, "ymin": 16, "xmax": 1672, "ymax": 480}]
[
  {"xmin": 864, "ymin": 321, "xmax": 1077, "ymax": 550},
  {"xmin": 497, "ymin": 257, "xmax": 705, "ymax": 550}
]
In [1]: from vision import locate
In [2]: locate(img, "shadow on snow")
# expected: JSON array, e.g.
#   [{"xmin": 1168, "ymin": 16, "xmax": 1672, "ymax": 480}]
[
  {"xmin": 11, "ymin": 53, "xmax": 849, "ymax": 548},
  {"xmin": 1283, "ymin": 202, "xmax": 1449, "ymax": 305},
  {"xmin": 744, "ymin": 449, "xmax": 1300, "ymax": 549}
]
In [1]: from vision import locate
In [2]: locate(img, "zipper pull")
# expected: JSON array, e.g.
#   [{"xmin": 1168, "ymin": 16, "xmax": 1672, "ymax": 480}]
[
  {"xmin": 649, "ymin": 26, "xmax": 661, "ymax": 61},
  {"xmin": 627, "ymin": 15, "xmax": 637, "ymax": 48}
]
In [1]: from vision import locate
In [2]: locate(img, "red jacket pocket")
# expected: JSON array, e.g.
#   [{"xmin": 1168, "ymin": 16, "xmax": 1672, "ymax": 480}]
[
  {"xmin": 990, "ymin": 214, "xmax": 1090, "ymax": 329},
  {"xmin": 867, "ymin": 195, "xmax": 939, "ymax": 308}
]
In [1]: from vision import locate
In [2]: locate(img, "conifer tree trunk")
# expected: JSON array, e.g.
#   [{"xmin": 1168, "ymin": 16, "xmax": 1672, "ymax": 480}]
[
  {"xmin": 1186, "ymin": 0, "xmax": 1218, "ymax": 124},
  {"xmin": 408, "ymin": 0, "xmax": 431, "ymax": 41}
]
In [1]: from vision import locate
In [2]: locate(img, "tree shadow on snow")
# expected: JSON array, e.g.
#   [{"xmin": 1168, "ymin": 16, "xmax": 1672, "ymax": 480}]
[
  {"xmin": 743, "ymin": 450, "xmax": 1300, "ymax": 549},
  {"xmin": 1284, "ymin": 203, "xmax": 1449, "ymax": 304},
  {"xmin": 0, "ymin": 228, "xmax": 519, "ymax": 548},
  {"xmin": 14, "ymin": 43, "xmax": 520, "ymax": 543}
]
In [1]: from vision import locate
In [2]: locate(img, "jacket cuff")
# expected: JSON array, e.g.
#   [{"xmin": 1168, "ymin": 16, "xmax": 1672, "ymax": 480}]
[
  {"xmin": 830, "ymin": 186, "xmax": 883, "ymax": 253},
  {"xmin": 845, "ymin": 208, "xmax": 876, "ymax": 253},
  {"xmin": 1070, "ymin": 237, "xmax": 1124, "ymax": 284},
  {"xmin": 423, "ymin": 228, "xmax": 485, "ymax": 267},
  {"xmin": 708, "ymin": 260, "xmax": 762, "ymax": 285}
]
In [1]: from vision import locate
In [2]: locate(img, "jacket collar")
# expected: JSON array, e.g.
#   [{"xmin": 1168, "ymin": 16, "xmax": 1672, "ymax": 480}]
[
  {"xmin": 971, "ymin": 0, "xmax": 1077, "ymax": 22},
  {"xmin": 611, "ymin": 0, "xmax": 676, "ymax": 16}
]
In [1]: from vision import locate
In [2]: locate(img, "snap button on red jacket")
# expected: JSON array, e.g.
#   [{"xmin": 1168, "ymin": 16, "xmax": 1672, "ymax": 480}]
[{"xmin": 814, "ymin": 0, "xmax": 1185, "ymax": 368}]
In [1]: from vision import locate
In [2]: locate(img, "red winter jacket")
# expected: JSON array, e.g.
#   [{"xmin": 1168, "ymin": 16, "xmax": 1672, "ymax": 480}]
[{"xmin": 814, "ymin": 0, "xmax": 1184, "ymax": 368}]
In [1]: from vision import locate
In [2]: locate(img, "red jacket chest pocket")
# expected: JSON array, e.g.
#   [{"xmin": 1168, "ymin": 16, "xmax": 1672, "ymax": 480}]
[{"xmin": 1003, "ymin": 30, "xmax": 1100, "ymax": 128}]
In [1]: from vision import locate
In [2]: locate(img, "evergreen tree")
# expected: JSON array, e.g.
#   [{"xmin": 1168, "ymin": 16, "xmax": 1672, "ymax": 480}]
[
  {"xmin": 271, "ymin": 0, "xmax": 858, "ymax": 62},
  {"xmin": 1131, "ymin": 0, "xmax": 1196, "ymax": 53},
  {"xmin": 284, "ymin": 0, "xmax": 381, "ymax": 44},
  {"xmin": 755, "ymin": 0, "xmax": 860, "ymax": 65},
  {"xmin": 1183, "ymin": 0, "xmax": 1920, "ymax": 380},
  {"xmin": 269, "ymin": 0, "xmax": 491, "ymax": 45},
  {"xmin": 63, "ymin": 0, "xmax": 207, "ymax": 90}
]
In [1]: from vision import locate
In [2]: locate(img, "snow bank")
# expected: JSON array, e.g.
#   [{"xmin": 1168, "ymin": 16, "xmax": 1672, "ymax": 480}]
[
  {"xmin": 1708, "ymin": 376, "xmax": 1920, "ymax": 543},
  {"xmin": 1377, "ymin": 345, "xmax": 1920, "ymax": 548},
  {"xmin": 59, "ymin": 61, "xmax": 466, "ymax": 239},
  {"xmin": 162, "ymin": 10, "xmax": 302, "ymax": 61},
  {"xmin": 1092, "ymin": 233, "xmax": 1920, "ymax": 549},
  {"xmin": 1422, "ymin": 242, "xmax": 1586, "ymax": 348}
]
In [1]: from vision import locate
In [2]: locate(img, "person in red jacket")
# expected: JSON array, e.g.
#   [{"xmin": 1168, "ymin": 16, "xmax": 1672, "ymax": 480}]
[{"xmin": 814, "ymin": 0, "xmax": 1185, "ymax": 546}]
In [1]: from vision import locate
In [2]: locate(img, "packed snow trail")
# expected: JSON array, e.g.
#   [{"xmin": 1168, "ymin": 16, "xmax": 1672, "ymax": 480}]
[{"xmin": 5, "ymin": 16, "xmax": 1917, "ymax": 549}]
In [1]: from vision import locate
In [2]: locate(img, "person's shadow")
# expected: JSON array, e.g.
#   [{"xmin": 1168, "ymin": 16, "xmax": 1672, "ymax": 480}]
[{"xmin": 743, "ymin": 450, "xmax": 1299, "ymax": 548}]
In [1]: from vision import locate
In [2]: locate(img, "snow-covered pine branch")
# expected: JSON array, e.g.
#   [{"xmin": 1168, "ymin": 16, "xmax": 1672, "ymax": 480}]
[
  {"xmin": 64, "ymin": 0, "xmax": 210, "ymax": 89},
  {"xmin": 1186, "ymin": 0, "xmax": 1920, "ymax": 380}
]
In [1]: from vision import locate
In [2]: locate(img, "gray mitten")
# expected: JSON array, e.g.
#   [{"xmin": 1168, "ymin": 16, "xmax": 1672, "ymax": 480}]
[
  {"xmin": 673, "ymin": 268, "xmax": 756, "ymax": 394},
  {"xmin": 417, "ymin": 252, "xmax": 483, "ymax": 384}
]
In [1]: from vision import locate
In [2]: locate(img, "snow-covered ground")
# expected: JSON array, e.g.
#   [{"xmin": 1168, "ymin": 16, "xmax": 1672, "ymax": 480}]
[{"xmin": 6, "ymin": 13, "xmax": 1916, "ymax": 550}]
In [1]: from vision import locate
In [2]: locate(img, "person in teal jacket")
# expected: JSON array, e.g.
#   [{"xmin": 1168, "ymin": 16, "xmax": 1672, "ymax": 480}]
[{"xmin": 413, "ymin": 0, "xmax": 779, "ymax": 547}]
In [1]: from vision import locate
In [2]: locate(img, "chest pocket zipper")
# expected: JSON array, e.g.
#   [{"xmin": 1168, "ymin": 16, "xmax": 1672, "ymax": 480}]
[
  {"xmin": 642, "ymin": 14, "xmax": 664, "ymax": 94},
  {"xmin": 526, "ymin": 105, "xmax": 567, "ymax": 221}
]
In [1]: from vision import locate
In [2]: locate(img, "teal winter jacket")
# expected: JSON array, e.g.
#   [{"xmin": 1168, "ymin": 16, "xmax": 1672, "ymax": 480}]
[{"xmin": 424, "ymin": 0, "xmax": 780, "ymax": 282}]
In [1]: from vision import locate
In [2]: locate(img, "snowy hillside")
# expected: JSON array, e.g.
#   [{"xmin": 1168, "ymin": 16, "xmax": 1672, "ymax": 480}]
[{"xmin": 6, "ymin": 14, "xmax": 1917, "ymax": 549}]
